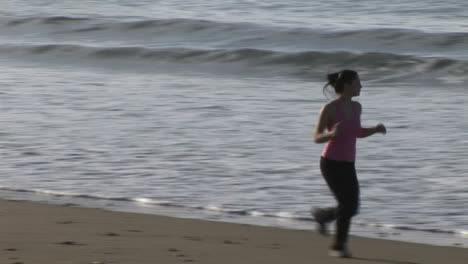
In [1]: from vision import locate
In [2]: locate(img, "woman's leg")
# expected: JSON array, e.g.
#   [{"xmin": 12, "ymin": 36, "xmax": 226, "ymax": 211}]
[{"xmin": 320, "ymin": 158, "xmax": 360, "ymax": 249}]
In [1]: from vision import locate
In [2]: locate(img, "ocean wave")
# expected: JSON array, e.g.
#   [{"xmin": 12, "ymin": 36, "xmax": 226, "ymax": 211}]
[
  {"xmin": 5, "ymin": 16, "xmax": 90, "ymax": 26},
  {"xmin": 1, "ymin": 43, "xmax": 467, "ymax": 82},
  {"xmin": 2, "ymin": 16, "xmax": 251, "ymax": 36},
  {"xmin": 1, "ymin": 15, "xmax": 467, "ymax": 56}
]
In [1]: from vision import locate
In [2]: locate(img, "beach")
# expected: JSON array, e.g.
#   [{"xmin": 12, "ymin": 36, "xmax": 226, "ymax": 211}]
[
  {"xmin": 1, "ymin": 0, "xmax": 468, "ymax": 254},
  {"xmin": 1, "ymin": 199, "xmax": 466, "ymax": 264}
]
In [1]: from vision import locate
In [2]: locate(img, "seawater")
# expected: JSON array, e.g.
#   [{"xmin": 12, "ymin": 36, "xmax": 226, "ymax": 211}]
[{"xmin": 0, "ymin": 0, "xmax": 467, "ymax": 247}]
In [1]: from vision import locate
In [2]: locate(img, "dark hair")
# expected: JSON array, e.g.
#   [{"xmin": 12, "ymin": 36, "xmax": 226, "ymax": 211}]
[{"xmin": 324, "ymin": 69, "xmax": 358, "ymax": 95}]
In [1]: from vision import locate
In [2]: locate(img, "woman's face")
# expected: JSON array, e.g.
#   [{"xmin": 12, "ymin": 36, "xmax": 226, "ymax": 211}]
[{"xmin": 350, "ymin": 76, "xmax": 362, "ymax": 97}]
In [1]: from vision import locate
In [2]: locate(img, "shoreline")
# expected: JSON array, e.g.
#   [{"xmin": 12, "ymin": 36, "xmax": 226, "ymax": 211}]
[
  {"xmin": 1, "ymin": 199, "xmax": 467, "ymax": 264},
  {"xmin": 1, "ymin": 189, "xmax": 466, "ymax": 249}
]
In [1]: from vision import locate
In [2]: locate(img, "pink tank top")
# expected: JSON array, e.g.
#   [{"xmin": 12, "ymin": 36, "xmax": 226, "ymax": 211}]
[{"xmin": 321, "ymin": 99, "xmax": 361, "ymax": 162}]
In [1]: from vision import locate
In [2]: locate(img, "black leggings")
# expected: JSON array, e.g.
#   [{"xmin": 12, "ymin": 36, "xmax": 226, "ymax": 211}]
[{"xmin": 320, "ymin": 157, "xmax": 360, "ymax": 248}]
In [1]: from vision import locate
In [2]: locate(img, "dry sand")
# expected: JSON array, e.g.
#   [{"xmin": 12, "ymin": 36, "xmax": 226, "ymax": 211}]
[{"xmin": 0, "ymin": 199, "xmax": 466, "ymax": 264}]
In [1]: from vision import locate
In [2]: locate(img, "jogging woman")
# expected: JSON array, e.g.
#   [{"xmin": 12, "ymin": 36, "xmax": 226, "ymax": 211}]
[{"xmin": 312, "ymin": 70, "xmax": 386, "ymax": 258}]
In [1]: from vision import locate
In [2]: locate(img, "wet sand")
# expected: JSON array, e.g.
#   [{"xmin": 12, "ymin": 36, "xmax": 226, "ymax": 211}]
[{"xmin": 0, "ymin": 199, "xmax": 466, "ymax": 264}]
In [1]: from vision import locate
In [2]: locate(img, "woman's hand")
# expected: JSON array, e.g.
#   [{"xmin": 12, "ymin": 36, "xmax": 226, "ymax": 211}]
[
  {"xmin": 330, "ymin": 122, "xmax": 342, "ymax": 138},
  {"xmin": 376, "ymin": 123, "xmax": 386, "ymax": 134}
]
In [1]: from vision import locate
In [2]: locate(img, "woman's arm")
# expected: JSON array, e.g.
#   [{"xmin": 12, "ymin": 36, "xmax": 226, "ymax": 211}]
[
  {"xmin": 355, "ymin": 102, "xmax": 386, "ymax": 138},
  {"xmin": 313, "ymin": 104, "xmax": 339, "ymax": 143},
  {"xmin": 358, "ymin": 124, "xmax": 386, "ymax": 138}
]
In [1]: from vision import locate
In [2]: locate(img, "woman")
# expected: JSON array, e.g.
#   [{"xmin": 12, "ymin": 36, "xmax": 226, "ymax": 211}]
[{"xmin": 312, "ymin": 70, "xmax": 386, "ymax": 258}]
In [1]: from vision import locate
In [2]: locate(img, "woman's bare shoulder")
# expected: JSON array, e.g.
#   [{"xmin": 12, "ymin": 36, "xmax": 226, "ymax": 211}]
[
  {"xmin": 319, "ymin": 101, "xmax": 337, "ymax": 123},
  {"xmin": 323, "ymin": 100, "xmax": 338, "ymax": 113}
]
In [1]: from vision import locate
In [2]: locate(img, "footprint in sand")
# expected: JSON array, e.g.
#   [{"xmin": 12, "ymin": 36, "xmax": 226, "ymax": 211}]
[
  {"xmin": 104, "ymin": 232, "xmax": 120, "ymax": 237},
  {"xmin": 223, "ymin": 240, "xmax": 243, "ymax": 245},
  {"xmin": 168, "ymin": 248, "xmax": 197, "ymax": 263},
  {"xmin": 56, "ymin": 221, "xmax": 74, "ymax": 224},
  {"xmin": 57, "ymin": 241, "xmax": 86, "ymax": 246}
]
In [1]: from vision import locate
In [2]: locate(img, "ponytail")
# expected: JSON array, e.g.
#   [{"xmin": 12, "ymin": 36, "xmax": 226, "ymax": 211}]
[{"xmin": 323, "ymin": 69, "xmax": 358, "ymax": 95}]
